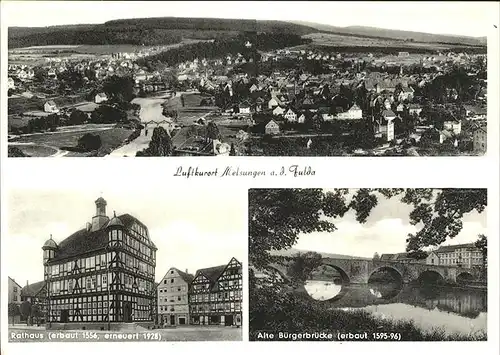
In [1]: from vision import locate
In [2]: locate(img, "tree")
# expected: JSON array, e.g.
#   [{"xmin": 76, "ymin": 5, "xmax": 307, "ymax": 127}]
[
  {"xmin": 8, "ymin": 303, "xmax": 20, "ymax": 325},
  {"xmin": 205, "ymin": 121, "xmax": 222, "ymax": 142},
  {"xmin": 31, "ymin": 304, "xmax": 43, "ymax": 326},
  {"xmin": 229, "ymin": 143, "xmax": 236, "ymax": 156},
  {"xmin": 69, "ymin": 109, "xmax": 88, "ymax": 125},
  {"xmin": 475, "ymin": 234, "xmax": 487, "ymax": 280},
  {"xmin": 20, "ymin": 301, "xmax": 32, "ymax": 326},
  {"xmin": 287, "ymin": 251, "xmax": 322, "ymax": 284},
  {"xmin": 373, "ymin": 252, "xmax": 380, "ymax": 260},
  {"xmin": 249, "ymin": 188, "xmax": 487, "ymax": 268},
  {"xmin": 77, "ymin": 133, "xmax": 102, "ymax": 152},
  {"xmin": 90, "ymin": 105, "xmax": 127, "ymax": 124},
  {"xmin": 8, "ymin": 146, "xmax": 29, "ymax": 157},
  {"xmin": 102, "ymin": 76, "xmax": 135, "ymax": 103},
  {"xmin": 407, "ymin": 250, "xmax": 428, "ymax": 260},
  {"xmin": 138, "ymin": 126, "xmax": 173, "ymax": 156}
]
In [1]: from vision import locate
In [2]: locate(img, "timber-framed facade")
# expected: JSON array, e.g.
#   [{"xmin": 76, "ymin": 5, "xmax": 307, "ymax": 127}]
[
  {"xmin": 189, "ymin": 257, "xmax": 242, "ymax": 326},
  {"xmin": 42, "ymin": 197, "xmax": 157, "ymax": 326}
]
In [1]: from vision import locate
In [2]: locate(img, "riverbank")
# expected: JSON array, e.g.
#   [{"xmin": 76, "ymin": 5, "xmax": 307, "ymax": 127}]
[
  {"xmin": 107, "ymin": 97, "xmax": 170, "ymax": 156},
  {"xmin": 249, "ymin": 287, "xmax": 487, "ymax": 341}
]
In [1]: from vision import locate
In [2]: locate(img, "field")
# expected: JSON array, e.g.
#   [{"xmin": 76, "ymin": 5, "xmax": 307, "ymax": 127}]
[
  {"xmin": 9, "ymin": 125, "xmax": 134, "ymax": 157},
  {"xmin": 8, "ymin": 94, "xmax": 90, "ymax": 116},
  {"xmin": 300, "ymin": 32, "xmax": 487, "ymax": 53},
  {"xmin": 8, "ymin": 39, "xmax": 210, "ymax": 65}
]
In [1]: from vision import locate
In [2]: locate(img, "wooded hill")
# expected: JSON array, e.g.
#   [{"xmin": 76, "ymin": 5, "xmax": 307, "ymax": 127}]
[{"xmin": 8, "ymin": 16, "xmax": 487, "ymax": 49}]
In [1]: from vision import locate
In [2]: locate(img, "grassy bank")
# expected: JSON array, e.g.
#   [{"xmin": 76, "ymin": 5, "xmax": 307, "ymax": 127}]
[{"xmin": 249, "ymin": 285, "xmax": 486, "ymax": 341}]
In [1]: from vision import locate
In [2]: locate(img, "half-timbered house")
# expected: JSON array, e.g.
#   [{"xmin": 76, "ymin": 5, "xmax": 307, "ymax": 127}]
[
  {"xmin": 41, "ymin": 197, "xmax": 157, "ymax": 328},
  {"xmin": 189, "ymin": 258, "xmax": 242, "ymax": 327}
]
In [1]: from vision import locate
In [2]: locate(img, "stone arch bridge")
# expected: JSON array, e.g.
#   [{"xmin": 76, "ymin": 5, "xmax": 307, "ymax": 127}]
[{"xmin": 271, "ymin": 257, "xmax": 481, "ymax": 284}]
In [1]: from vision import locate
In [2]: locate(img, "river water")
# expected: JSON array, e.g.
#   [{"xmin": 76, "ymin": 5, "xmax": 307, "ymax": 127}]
[
  {"xmin": 304, "ymin": 280, "xmax": 487, "ymax": 336},
  {"xmin": 108, "ymin": 97, "xmax": 171, "ymax": 157}
]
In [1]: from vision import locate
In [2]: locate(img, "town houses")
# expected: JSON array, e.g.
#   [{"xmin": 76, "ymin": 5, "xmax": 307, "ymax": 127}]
[
  {"xmin": 11, "ymin": 196, "xmax": 242, "ymax": 329},
  {"xmin": 188, "ymin": 257, "xmax": 243, "ymax": 326},
  {"xmin": 8, "ymin": 36, "xmax": 487, "ymax": 156}
]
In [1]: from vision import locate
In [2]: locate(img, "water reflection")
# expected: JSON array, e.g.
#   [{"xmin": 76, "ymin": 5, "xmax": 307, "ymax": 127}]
[
  {"xmin": 330, "ymin": 283, "xmax": 487, "ymax": 336},
  {"xmin": 304, "ymin": 280, "xmax": 341, "ymax": 301}
]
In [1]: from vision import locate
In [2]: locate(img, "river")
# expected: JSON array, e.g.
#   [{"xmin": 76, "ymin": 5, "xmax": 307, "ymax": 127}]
[
  {"xmin": 108, "ymin": 97, "xmax": 171, "ymax": 157},
  {"xmin": 304, "ymin": 280, "xmax": 487, "ymax": 336}
]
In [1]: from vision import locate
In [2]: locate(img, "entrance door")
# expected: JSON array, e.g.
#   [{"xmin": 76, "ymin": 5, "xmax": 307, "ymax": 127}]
[
  {"xmin": 170, "ymin": 315, "xmax": 175, "ymax": 325},
  {"xmin": 225, "ymin": 315, "xmax": 233, "ymax": 326},
  {"xmin": 60, "ymin": 310, "xmax": 69, "ymax": 323},
  {"xmin": 123, "ymin": 302, "xmax": 132, "ymax": 322},
  {"xmin": 179, "ymin": 317, "xmax": 186, "ymax": 325}
]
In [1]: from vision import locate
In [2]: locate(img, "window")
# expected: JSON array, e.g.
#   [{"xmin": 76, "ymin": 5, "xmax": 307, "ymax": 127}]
[
  {"xmin": 13, "ymin": 287, "xmax": 17, "ymax": 292},
  {"xmin": 171, "ymin": 279, "xmax": 174, "ymax": 283}
]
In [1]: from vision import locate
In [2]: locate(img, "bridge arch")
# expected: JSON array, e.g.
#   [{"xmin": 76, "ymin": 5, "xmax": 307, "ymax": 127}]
[
  {"xmin": 368, "ymin": 266, "xmax": 404, "ymax": 284},
  {"xmin": 417, "ymin": 269, "xmax": 445, "ymax": 284},
  {"xmin": 321, "ymin": 263, "xmax": 351, "ymax": 285},
  {"xmin": 457, "ymin": 271, "xmax": 475, "ymax": 284}
]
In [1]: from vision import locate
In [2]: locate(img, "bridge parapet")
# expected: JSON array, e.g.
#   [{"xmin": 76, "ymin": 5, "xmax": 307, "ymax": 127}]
[{"xmin": 266, "ymin": 257, "xmax": 481, "ymax": 285}]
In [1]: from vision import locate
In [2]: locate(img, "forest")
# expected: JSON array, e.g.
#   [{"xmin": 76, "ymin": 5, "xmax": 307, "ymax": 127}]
[{"xmin": 137, "ymin": 33, "xmax": 310, "ymax": 69}]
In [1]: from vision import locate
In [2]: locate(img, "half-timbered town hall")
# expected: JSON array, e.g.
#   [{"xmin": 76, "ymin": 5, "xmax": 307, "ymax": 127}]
[{"xmin": 42, "ymin": 197, "xmax": 157, "ymax": 327}]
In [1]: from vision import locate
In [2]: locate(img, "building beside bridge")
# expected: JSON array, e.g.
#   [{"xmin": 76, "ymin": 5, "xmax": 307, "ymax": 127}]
[
  {"xmin": 426, "ymin": 243, "xmax": 484, "ymax": 269},
  {"xmin": 42, "ymin": 197, "xmax": 157, "ymax": 328}
]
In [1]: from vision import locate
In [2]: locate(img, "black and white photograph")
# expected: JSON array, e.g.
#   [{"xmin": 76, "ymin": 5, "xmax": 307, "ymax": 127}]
[
  {"xmin": 4, "ymin": 1, "xmax": 489, "ymax": 157},
  {"xmin": 6, "ymin": 188, "xmax": 244, "ymax": 342},
  {"xmin": 249, "ymin": 188, "xmax": 488, "ymax": 341}
]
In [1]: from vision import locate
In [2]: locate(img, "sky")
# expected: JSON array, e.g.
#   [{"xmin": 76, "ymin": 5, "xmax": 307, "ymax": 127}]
[
  {"xmin": 294, "ymin": 189, "xmax": 487, "ymax": 258},
  {"xmin": 2, "ymin": 1, "xmax": 496, "ymax": 38},
  {"xmin": 7, "ymin": 187, "xmax": 245, "ymax": 287}
]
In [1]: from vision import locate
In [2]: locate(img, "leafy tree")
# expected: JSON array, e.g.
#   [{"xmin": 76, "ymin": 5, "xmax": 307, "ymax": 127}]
[
  {"xmin": 249, "ymin": 189, "xmax": 487, "ymax": 268},
  {"xmin": 69, "ymin": 110, "xmax": 88, "ymax": 125},
  {"xmin": 8, "ymin": 303, "xmax": 20, "ymax": 325},
  {"xmin": 20, "ymin": 301, "xmax": 32, "ymax": 326},
  {"xmin": 475, "ymin": 234, "xmax": 487, "ymax": 279},
  {"xmin": 137, "ymin": 126, "xmax": 173, "ymax": 156},
  {"xmin": 373, "ymin": 252, "xmax": 380, "ymax": 260},
  {"xmin": 205, "ymin": 121, "xmax": 222, "ymax": 142},
  {"xmin": 78, "ymin": 133, "xmax": 102, "ymax": 152},
  {"xmin": 31, "ymin": 304, "xmax": 43, "ymax": 325},
  {"xmin": 8, "ymin": 146, "xmax": 29, "ymax": 157},
  {"xmin": 33, "ymin": 67, "xmax": 47, "ymax": 83},
  {"xmin": 287, "ymin": 251, "xmax": 322, "ymax": 284},
  {"xmin": 407, "ymin": 250, "xmax": 428, "ymax": 260},
  {"xmin": 102, "ymin": 76, "xmax": 135, "ymax": 103},
  {"xmin": 90, "ymin": 105, "xmax": 127, "ymax": 124}
]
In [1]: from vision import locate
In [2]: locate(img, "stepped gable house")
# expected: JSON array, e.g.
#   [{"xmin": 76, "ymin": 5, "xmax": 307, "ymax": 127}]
[
  {"xmin": 42, "ymin": 197, "xmax": 157, "ymax": 328},
  {"xmin": 189, "ymin": 257, "xmax": 243, "ymax": 326}
]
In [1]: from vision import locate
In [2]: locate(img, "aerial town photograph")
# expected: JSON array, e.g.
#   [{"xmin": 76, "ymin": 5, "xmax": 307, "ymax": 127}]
[
  {"xmin": 249, "ymin": 188, "xmax": 488, "ymax": 341},
  {"xmin": 6, "ymin": 2, "xmax": 488, "ymax": 157},
  {"xmin": 6, "ymin": 188, "xmax": 244, "ymax": 342}
]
